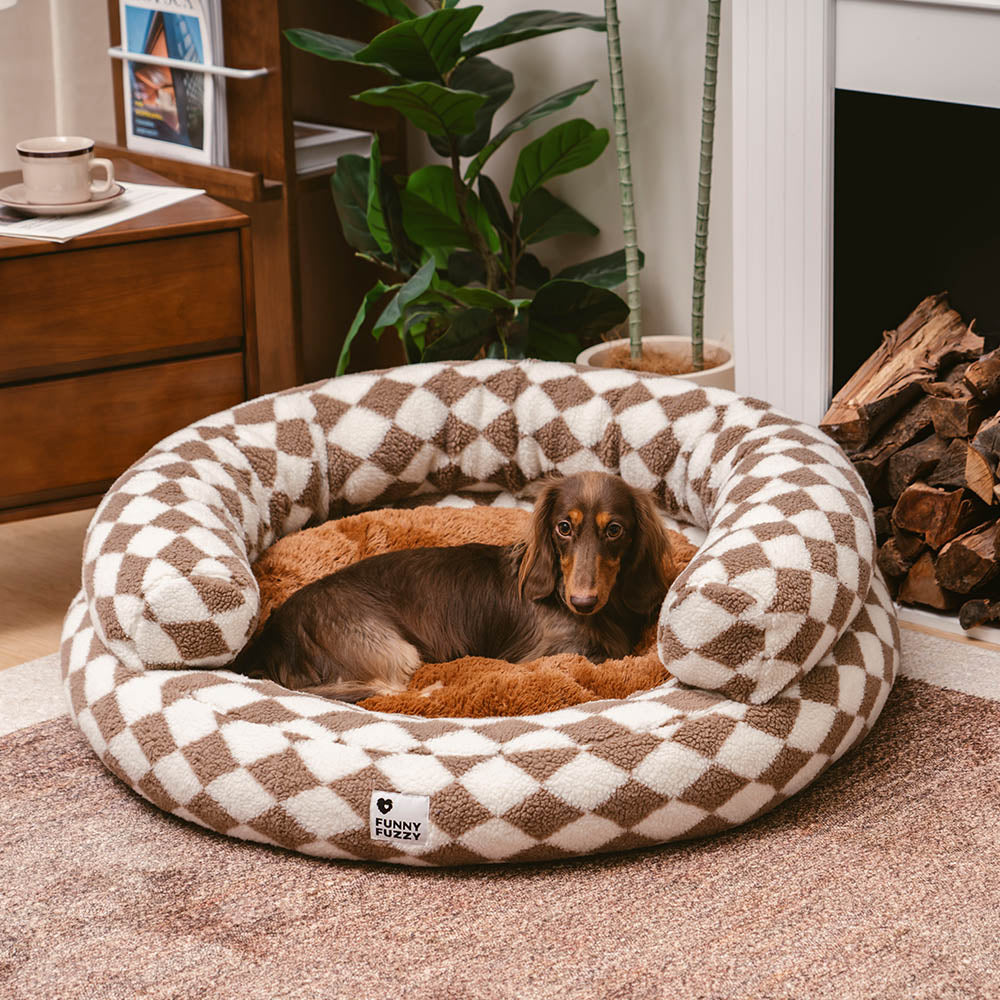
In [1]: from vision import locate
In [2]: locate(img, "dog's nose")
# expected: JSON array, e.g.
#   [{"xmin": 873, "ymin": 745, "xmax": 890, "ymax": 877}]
[{"xmin": 570, "ymin": 594, "xmax": 599, "ymax": 613}]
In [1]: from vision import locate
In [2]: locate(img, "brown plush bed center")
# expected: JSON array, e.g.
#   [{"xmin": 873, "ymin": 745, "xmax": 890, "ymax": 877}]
[{"xmin": 250, "ymin": 504, "xmax": 695, "ymax": 719}]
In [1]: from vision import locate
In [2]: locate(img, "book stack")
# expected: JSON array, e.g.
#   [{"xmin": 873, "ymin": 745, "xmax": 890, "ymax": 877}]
[{"xmin": 118, "ymin": 0, "xmax": 228, "ymax": 166}]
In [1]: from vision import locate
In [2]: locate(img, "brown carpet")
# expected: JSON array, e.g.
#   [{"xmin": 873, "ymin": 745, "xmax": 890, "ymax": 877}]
[{"xmin": 2, "ymin": 678, "xmax": 998, "ymax": 1000}]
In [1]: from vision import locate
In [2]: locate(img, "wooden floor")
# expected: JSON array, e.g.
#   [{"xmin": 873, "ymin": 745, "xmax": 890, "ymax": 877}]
[{"xmin": 0, "ymin": 507, "xmax": 94, "ymax": 671}]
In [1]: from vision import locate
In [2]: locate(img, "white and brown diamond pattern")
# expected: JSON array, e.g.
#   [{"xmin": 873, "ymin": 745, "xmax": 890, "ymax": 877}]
[{"xmin": 64, "ymin": 360, "xmax": 899, "ymax": 865}]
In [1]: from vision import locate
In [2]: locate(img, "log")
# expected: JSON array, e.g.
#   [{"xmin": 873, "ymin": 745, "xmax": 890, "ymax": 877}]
[
  {"xmin": 892, "ymin": 525, "xmax": 926, "ymax": 561},
  {"xmin": 927, "ymin": 439, "xmax": 995, "ymax": 504},
  {"xmin": 891, "ymin": 481, "xmax": 985, "ymax": 550},
  {"xmin": 898, "ymin": 552, "xmax": 960, "ymax": 610},
  {"xmin": 959, "ymin": 597, "xmax": 1000, "ymax": 630},
  {"xmin": 848, "ymin": 396, "xmax": 937, "ymax": 502},
  {"xmin": 820, "ymin": 293, "xmax": 983, "ymax": 450},
  {"xmin": 877, "ymin": 537, "xmax": 917, "ymax": 579},
  {"xmin": 935, "ymin": 521, "xmax": 1000, "ymax": 593},
  {"xmin": 964, "ymin": 346, "xmax": 1000, "ymax": 400},
  {"xmin": 925, "ymin": 388, "xmax": 987, "ymax": 439},
  {"xmin": 874, "ymin": 506, "xmax": 894, "ymax": 542},
  {"xmin": 971, "ymin": 413, "xmax": 1000, "ymax": 475},
  {"xmin": 886, "ymin": 435, "xmax": 949, "ymax": 501}
]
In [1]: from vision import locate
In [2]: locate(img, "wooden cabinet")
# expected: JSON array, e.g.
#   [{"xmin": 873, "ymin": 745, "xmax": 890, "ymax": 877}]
[{"xmin": 0, "ymin": 161, "xmax": 255, "ymax": 522}]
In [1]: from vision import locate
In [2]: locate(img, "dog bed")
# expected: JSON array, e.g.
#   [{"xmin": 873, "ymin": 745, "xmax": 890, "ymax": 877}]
[{"xmin": 62, "ymin": 359, "xmax": 899, "ymax": 865}]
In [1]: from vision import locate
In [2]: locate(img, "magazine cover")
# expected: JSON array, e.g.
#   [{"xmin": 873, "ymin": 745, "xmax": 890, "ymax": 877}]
[{"xmin": 120, "ymin": 0, "xmax": 224, "ymax": 165}]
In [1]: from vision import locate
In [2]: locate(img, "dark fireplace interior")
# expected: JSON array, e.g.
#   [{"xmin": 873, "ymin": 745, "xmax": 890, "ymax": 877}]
[{"xmin": 834, "ymin": 89, "xmax": 1000, "ymax": 394}]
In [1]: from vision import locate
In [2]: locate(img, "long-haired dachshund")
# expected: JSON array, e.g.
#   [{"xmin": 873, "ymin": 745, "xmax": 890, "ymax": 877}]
[{"xmin": 231, "ymin": 472, "xmax": 677, "ymax": 702}]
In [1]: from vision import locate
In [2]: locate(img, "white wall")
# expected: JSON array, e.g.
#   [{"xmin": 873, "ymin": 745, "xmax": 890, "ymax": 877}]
[
  {"xmin": 0, "ymin": 0, "xmax": 732, "ymax": 348},
  {"xmin": 410, "ymin": 0, "xmax": 733, "ymax": 348},
  {"xmin": 0, "ymin": 0, "xmax": 114, "ymax": 170}
]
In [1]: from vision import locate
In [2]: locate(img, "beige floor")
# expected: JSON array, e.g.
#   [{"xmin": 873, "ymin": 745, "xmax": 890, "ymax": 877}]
[{"xmin": 0, "ymin": 508, "xmax": 94, "ymax": 671}]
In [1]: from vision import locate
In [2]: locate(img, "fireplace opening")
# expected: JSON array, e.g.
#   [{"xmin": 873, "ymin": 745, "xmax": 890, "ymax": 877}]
[
  {"xmin": 833, "ymin": 89, "xmax": 1000, "ymax": 395},
  {"xmin": 825, "ymin": 90, "xmax": 1000, "ymax": 632}
]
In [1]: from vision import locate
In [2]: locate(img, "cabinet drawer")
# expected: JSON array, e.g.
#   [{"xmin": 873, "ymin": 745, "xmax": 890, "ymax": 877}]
[
  {"xmin": 0, "ymin": 231, "xmax": 245, "ymax": 384},
  {"xmin": 0, "ymin": 353, "xmax": 245, "ymax": 509}
]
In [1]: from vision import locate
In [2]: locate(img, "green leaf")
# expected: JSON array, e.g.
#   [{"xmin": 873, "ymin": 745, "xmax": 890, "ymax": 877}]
[
  {"xmin": 373, "ymin": 258, "xmax": 437, "ymax": 333},
  {"xmin": 366, "ymin": 135, "xmax": 392, "ymax": 254},
  {"xmin": 284, "ymin": 29, "xmax": 397, "ymax": 77},
  {"xmin": 555, "ymin": 248, "xmax": 646, "ymax": 289},
  {"xmin": 448, "ymin": 250, "xmax": 486, "ymax": 285},
  {"xmin": 355, "ymin": 82, "xmax": 484, "ymax": 137},
  {"xmin": 330, "ymin": 154, "xmax": 380, "ymax": 254},
  {"xmin": 447, "ymin": 250, "xmax": 486, "ymax": 285},
  {"xmin": 523, "ymin": 324, "xmax": 583, "ymax": 362},
  {"xmin": 402, "ymin": 302, "xmax": 446, "ymax": 360},
  {"xmin": 338, "ymin": 281, "xmax": 398, "ymax": 375},
  {"xmin": 510, "ymin": 118, "xmax": 609, "ymax": 203},
  {"xmin": 476, "ymin": 174, "xmax": 513, "ymax": 242},
  {"xmin": 464, "ymin": 80, "xmax": 596, "ymax": 182},
  {"xmin": 528, "ymin": 279, "xmax": 629, "ymax": 344},
  {"xmin": 355, "ymin": 6, "xmax": 483, "ymax": 81},
  {"xmin": 379, "ymin": 165, "xmax": 422, "ymax": 273},
  {"xmin": 442, "ymin": 0, "xmax": 461, "ymax": 7},
  {"xmin": 429, "ymin": 57, "xmax": 513, "ymax": 157},
  {"xmin": 438, "ymin": 282, "xmax": 516, "ymax": 312},
  {"xmin": 519, "ymin": 187, "xmax": 599, "ymax": 244},
  {"xmin": 462, "ymin": 11, "xmax": 605, "ymax": 57},
  {"xmin": 515, "ymin": 252, "xmax": 551, "ymax": 290},
  {"xmin": 353, "ymin": 0, "xmax": 416, "ymax": 21},
  {"xmin": 399, "ymin": 164, "xmax": 499, "ymax": 263},
  {"xmin": 422, "ymin": 307, "xmax": 496, "ymax": 361}
]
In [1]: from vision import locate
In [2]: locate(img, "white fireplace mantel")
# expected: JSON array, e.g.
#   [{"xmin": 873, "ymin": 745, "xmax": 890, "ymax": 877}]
[{"xmin": 732, "ymin": 0, "xmax": 1000, "ymax": 425}]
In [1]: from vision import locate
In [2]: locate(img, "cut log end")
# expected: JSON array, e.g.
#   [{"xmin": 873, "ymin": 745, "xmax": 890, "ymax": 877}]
[{"xmin": 898, "ymin": 552, "xmax": 961, "ymax": 610}]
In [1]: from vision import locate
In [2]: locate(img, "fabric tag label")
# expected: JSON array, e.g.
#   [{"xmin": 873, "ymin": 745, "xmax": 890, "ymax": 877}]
[{"xmin": 370, "ymin": 790, "xmax": 430, "ymax": 847}]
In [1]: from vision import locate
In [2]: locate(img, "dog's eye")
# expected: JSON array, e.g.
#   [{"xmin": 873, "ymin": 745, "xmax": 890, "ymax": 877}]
[
  {"xmin": 606, "ymin": 522, "xmax": 623, "ymax": 539},
  {"xmin": 556, "ymin": 520, "xmax": 573, "ymax": 537}
]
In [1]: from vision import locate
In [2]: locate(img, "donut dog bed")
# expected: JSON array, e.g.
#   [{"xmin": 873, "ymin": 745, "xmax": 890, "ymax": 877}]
[{"xmin": 62, "ymin": 360, "xmax": 899, "ymax": 865}]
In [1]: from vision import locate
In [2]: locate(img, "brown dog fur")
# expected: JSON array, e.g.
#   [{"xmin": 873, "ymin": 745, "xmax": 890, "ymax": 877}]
[{"xmin": 243, "ymin": 490, "xmax": 696, "ymax": 718}]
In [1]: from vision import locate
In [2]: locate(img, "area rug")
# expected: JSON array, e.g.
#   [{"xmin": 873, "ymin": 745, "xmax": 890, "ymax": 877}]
[{"xmin": 2, "ymin": 677, "xmax": 998, "ymax": 1000}]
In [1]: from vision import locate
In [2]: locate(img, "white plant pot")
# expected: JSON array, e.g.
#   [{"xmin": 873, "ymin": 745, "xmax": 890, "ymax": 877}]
[{"xmin": 575, "ymin": 335, "xmax": 736, "ymax": 391}]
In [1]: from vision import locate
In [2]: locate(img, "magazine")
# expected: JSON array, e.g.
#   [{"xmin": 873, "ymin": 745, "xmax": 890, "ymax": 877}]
[
  {"xmin": 294, "ymin": 122, "xmax": 373, "ymax": 175},
  {"xmin": 119, "ymin": 0, "xmax": 228, "ymax": 166}
]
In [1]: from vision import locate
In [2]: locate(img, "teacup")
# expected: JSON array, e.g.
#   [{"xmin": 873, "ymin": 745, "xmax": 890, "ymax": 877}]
[{"xmin": 16, "ymin": 136, "xmax": 115, "ymax": 205}]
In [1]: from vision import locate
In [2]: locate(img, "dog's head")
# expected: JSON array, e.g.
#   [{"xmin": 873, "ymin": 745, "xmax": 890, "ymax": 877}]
[{"xmin": 518, "ymin": 472, "xmax": 676, "ymax": 616}]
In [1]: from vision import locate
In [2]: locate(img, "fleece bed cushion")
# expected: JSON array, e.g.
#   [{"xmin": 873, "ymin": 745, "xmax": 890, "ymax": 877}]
[{"xmin": 61, "ymin": 359, "xmax": 899, "ymax": 865}]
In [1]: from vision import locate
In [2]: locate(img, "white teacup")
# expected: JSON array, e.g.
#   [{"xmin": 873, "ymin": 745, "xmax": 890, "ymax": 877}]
[{"xmin": 16, "ymin": 136, "xmax": 115, "ymax": 205}]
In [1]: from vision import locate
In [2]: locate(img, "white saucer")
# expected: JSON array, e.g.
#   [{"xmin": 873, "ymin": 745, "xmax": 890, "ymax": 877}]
[{"xmin": 0, "ymin": 182, "xmax": 126, "ymax": 216}]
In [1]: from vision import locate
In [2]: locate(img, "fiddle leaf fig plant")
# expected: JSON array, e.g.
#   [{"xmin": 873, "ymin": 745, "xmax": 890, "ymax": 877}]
[{"xmin": 287, "ymin": 1, "xmax": 643, "ymax": 374}]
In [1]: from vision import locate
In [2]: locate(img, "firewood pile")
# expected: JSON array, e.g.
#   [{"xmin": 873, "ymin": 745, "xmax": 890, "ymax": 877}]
[{"xmin": 821, "ymin": 292, "xmax": 1000, "ymax": 629}]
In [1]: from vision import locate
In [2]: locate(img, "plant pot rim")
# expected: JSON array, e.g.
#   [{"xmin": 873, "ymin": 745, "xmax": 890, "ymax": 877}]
[{"xmin": 576, "ymin": 334, "xmax": 734, "ymax": 373}]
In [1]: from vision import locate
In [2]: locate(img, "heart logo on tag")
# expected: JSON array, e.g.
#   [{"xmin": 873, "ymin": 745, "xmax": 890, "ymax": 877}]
[{"xmin": 376, "ymin": 797, "xmax": 393, "ymax": 815}]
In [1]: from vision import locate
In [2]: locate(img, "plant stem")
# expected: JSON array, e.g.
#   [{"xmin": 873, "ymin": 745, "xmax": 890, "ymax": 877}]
[
  {"xmin": 508, "ymin": 206, "xmax": 523, "ymax": 294},
  {"xmin": 450, "ymin": 144, "xmax": 503, "ymax": 291},
  {"xmin": 604, "ymin": 0, "xmax": 641, "ymax": 360},
  {"xmin": 691, "ymin": 0, "xmax": 720, "ymax": 372}
]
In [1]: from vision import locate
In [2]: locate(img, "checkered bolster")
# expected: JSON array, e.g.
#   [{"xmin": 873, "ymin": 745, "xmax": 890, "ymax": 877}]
[{"xmin": 81, "ymin": 360, "xmax": 876, "ymax": 706}]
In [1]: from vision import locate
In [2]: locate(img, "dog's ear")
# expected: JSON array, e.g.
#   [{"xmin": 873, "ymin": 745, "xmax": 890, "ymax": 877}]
[
  {"xmin": 621, "ymin": 487, "xmax": 676, "ymax": 615},
  {"xmin": 518, "ymin": 480, "xmax": 561, "ymax": 601}
]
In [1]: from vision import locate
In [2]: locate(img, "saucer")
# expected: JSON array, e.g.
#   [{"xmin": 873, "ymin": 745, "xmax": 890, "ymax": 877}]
[{"xmin": 0, "ymin": 182, "xmax": 125, "ymax": 216}]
